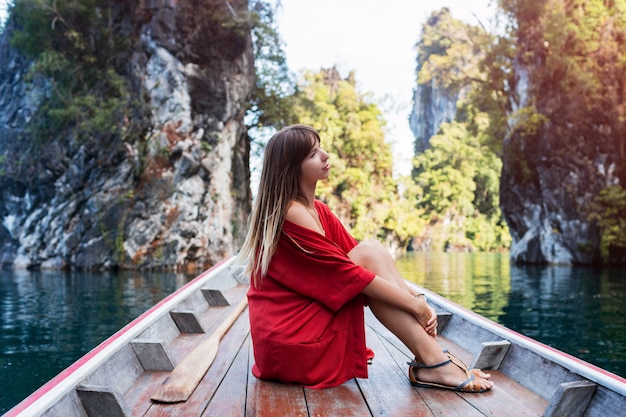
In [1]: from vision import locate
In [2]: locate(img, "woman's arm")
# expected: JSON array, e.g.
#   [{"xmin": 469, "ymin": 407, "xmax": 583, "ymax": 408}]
[{"xmin": 362, "ymin": 276, "xmax": 437, "ymax": 336}]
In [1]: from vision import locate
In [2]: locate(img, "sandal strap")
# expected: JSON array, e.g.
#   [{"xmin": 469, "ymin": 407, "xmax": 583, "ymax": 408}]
[
  {"xmin": 443, "ymin": 350, "xmax": 469, "ymax": 369},
  {"xmin": 407, "ymin": 358, "xmax": 452, "ymax": 369},
  {"xmin": 455, "ymin": 373, "xmax": 478, "ymax": 391}
]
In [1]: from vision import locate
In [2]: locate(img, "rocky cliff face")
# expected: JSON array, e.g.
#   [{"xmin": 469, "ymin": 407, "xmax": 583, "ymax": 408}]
[
  {"xmin": 409, "ymin": 80, "xmax": 458, "ymax": 154},
  {"xmin": 0, "ymin": 0, "xmax": 254, "ymax": 271},
  {"xmin": 500, "ymin": 66, "xmax": 622, "ymax": 265}
]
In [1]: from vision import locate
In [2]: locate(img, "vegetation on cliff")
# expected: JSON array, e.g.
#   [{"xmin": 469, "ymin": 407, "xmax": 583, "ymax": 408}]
[{"xmin": 3, "ymin": 0, "xmax": 147, "ymax": 186}]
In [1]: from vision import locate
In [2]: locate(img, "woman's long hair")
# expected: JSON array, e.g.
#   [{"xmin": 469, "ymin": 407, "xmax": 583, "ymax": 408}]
[{"xmin": 239, "ymin": 124, "xmax": 321, "ymax": 286}]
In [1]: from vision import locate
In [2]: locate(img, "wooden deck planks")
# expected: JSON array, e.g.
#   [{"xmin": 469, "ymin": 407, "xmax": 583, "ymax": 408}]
[
  {"xmin": 244, "ymin": 341, "xmax": 309, "ymax": 417},
  {"xmin": 304, "ymin": 380, "xmax": 372, "ymax": 416},
  {"xmin": 359, "ymin": 326, "xmax": 432, "ymax": 416},
  {"xmin": 364, "ymin": 307, "xmax": 548, "ymax": 417},
  {"xmin": 463, "ymin": 371, "xmax": 547, "ymax": 417},
  {"xmin": 124, "ymin": 371, "xmax": 168, "ymax": 417},
  {"xmin": 200, "ymin": 329, "xmax": 251, "ymax": 417}
]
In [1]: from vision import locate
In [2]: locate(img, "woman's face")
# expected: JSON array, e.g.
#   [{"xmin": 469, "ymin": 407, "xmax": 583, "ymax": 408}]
[{"xmin": 300, "ymin": 140, "xmax": 330, "ymax": 184}]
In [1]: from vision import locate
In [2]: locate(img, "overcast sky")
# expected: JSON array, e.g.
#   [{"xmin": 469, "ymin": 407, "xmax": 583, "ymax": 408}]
[{"xmin": 276, "ymin": 0, "xmax": 497, "ymax": 175}]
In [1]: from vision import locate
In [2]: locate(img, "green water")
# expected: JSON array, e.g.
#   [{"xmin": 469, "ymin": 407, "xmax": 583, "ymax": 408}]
[
  {"xmin": 1, "ymin": 253, "xmax": 625, "ymax": 413},
  {"xmin": 0, "ymin": 269, "xmax": 195, "ymax": 414},
  {"xmin": 395, "ymin": 252, "xmax": 626, "ymax": 379}
]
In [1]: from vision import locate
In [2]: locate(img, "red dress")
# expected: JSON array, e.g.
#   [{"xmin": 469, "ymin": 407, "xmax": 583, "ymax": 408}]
[{"xmin": 247, "ymin": 200, "xmax": 376, "ymax": 389}]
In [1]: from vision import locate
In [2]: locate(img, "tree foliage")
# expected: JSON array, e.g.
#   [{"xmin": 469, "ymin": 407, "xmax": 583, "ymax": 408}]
[
  {"xmin": 412, "ymin": 120, "xmax": 510, "ymax": 251},
  {"xmin": 589, "ymin": 185, "xmax": 626, "ymax": 263},
  {"xmin": 10, "ymin": 0, "xmax": 144, "ymax": 147},
  {"xmin": 247, "ymin": 0, "xmax": 297, "ymax": 129},
  {"xmin": 410, "ymin": 8, "xmax": 511, "ymax": 251}
]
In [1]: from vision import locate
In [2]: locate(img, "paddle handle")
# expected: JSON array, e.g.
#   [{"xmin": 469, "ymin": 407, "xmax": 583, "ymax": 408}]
[
  {"xmin": 152, "ymin": 296, "xmax": 248, "ymax": 403},
  {"xmin": 211, "ymin": 296, "xmax": 248, "ymax": 342}
]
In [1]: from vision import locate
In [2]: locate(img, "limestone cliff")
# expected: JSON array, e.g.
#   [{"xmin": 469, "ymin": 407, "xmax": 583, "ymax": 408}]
[
  {"xmin": 0, "ymin": 0, "xmax": 254, "ymax": 271},
  {"xmin": 500, "ymin": 66, "xmax": 623, "ymax": 265},
  {"xmin": 409, "ymin": 81, "xmax": 457, "ymax": 154}
]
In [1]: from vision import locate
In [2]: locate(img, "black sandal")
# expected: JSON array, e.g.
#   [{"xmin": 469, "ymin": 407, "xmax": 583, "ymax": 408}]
[{"xmin": 407, "ymin": 357, "xmax": 490, "ymax": 393}]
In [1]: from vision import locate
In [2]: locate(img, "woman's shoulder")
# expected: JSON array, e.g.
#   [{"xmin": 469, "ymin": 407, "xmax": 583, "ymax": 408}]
[
  {"xmin": 286, "ymin": 200, "xmax": 307, "ymax": 219},
  {"xmin": 285, "ymin": 201, "xmax": 317, "ymax": 231},
  {"xmin": 287, "ymin": 200, "xmax": 329, "ymax": 236}
]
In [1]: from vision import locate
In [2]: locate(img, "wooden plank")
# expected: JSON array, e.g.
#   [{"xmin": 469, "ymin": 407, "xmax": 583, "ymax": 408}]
[
  {"xmin": 400, "ymin": 318, "xmax": 547, "ymax": 417},
  {"xmin": 77, "ymin": 344, "xmax": 145, "ymax": 404},
  {"xmin": 201, "ymin": 289, "xmax": 231, "ymax": 306},
  {"xmin": 202, "ymin": 334, "xmax": 252, "ymax": 416},
  {"xmin": 456, "ymin": 371, "xmax": 545, "ymax": 417},
  {"xmin": 470, "ymin": 340, "xmax": 511, "ymax": 370},
  {"xmin": 304, "ymin": 379, "xmax": 371, "ymax": 416},
  {"xmin": 543, "ymin": 380, "xmax": 597, "ymax": 417},
  {"xmin": 131, "ymin": 339, "xmax": 175, "ymax": 371},
  {"xmin": 170, "ymin": 311, "xmax": 205, "ymax": 333},
  {"xmin": 76, "ymin": 385, "xmax": 132, "ymax": 417},
  {"xmin": 359, "ymin": 325, "xmax": 432, "ymax": 416},
  {"xmin": 436, "ymin": 312, "xmax": 452, "ymax": 332},
  {"xmin": 437, "ymin": 334, "xmax": 546, "ymax": 416},
  {"xmin": 150, "ymin": 296, "xmax": 248, "ymax": 402},
  {"xmin": 245, "ymin": 340, "xmax": 308, "ymax": 417},
  {"xmin": 165, "ymin": 286, "xmax": 248, "ymax": 365},
  {"xmin": 584, "ymin": 385, "xmax": 626, "ymax": 417},
  {"xmin": 123, "ymin": 371, "xmax": 168, "ymax": 417},
  {"xmin": 125, "ymin": 287, "xmax": 248, "ymax": 416},
  {"xmin": 498, "ymin": 343, "xmax": 587, "ymax": 401}
]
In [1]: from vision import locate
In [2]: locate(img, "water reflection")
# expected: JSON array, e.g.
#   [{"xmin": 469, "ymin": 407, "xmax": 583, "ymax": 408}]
[
  {"xmin": 0, "ymin": 269, "xmax": 194, "ymax": 413},
  {"xmin": 395, "ymin": 252, "xmax": 626, "ymax": 379},
  {"xmin": 502, "ymin": 264, "xmax": 626, "ymax": 377}
]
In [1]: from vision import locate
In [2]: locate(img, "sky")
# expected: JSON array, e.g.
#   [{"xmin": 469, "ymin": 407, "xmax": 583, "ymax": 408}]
[{"xmin": 275, "ymin": 0, "xmax": 497, "ymax": 175}]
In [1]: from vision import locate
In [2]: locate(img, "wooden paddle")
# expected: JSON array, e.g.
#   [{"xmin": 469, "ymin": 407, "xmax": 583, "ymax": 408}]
[{"xmin": 151, "ymin": 296, "xmax": 248, "ymax": 403}]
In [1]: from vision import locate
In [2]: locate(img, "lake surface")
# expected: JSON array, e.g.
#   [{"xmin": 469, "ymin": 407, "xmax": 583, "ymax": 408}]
[
  {"xmin": 1, "ymin": 253, "xmax": 625, "ymax": 413},
  {"xmin": 0, "ymin": 269, "xmax": 196, "ymax": 413},
  {"xmin": 395, "ymin": 252, "xmax": 626, "ymax": 379}
]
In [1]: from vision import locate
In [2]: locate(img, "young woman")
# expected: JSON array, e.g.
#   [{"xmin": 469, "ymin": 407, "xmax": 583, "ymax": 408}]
[{"xmin": 238, "ymin": 124, "xmax": 493, "ymax": 392}]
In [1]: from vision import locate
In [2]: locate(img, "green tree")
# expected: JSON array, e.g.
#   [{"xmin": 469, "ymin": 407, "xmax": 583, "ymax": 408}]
[
  {"xmin": 10, "ymin": 0, "xmax": 141, "ymax": 144},
  {"xmin": 410, "ymin": 8, "xmax": 511, "ymax": 251},
  {"xmin": 589, "ymin": 185, "xmax": 626, "ymax": 263},
  {"xmin": 412, "ymin": 122, "xmax": 509, "ymax": 251},
  {"xmin": 247, "ymin": 0, "xmax": 297, "ymax": 130}
]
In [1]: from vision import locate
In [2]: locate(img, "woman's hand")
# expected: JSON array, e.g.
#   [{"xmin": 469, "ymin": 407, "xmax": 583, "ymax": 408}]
[{"xmin": 415, "ymin": 296, "xmax": 438, "ymax": 337}]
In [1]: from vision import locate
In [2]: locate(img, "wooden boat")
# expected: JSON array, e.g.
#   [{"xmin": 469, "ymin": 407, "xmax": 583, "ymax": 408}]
[{"xmin": 5, "ymin": 256, "xmax": 626, "ymax": 417}]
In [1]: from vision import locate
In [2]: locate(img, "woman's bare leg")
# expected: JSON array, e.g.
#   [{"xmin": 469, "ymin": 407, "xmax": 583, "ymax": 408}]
[{"xmin": 348, "ymin": 240, "xmax": 493, "ymax": 390}]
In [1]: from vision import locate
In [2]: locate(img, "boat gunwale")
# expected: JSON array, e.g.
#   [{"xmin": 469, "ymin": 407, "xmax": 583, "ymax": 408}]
[
  {"xmin": 411, "ymin": 284, "xmax": 626, "ymax": 397},
  {"xmin": 5, "ymin": 258, "xmax": 237, "ymax": 417}
]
